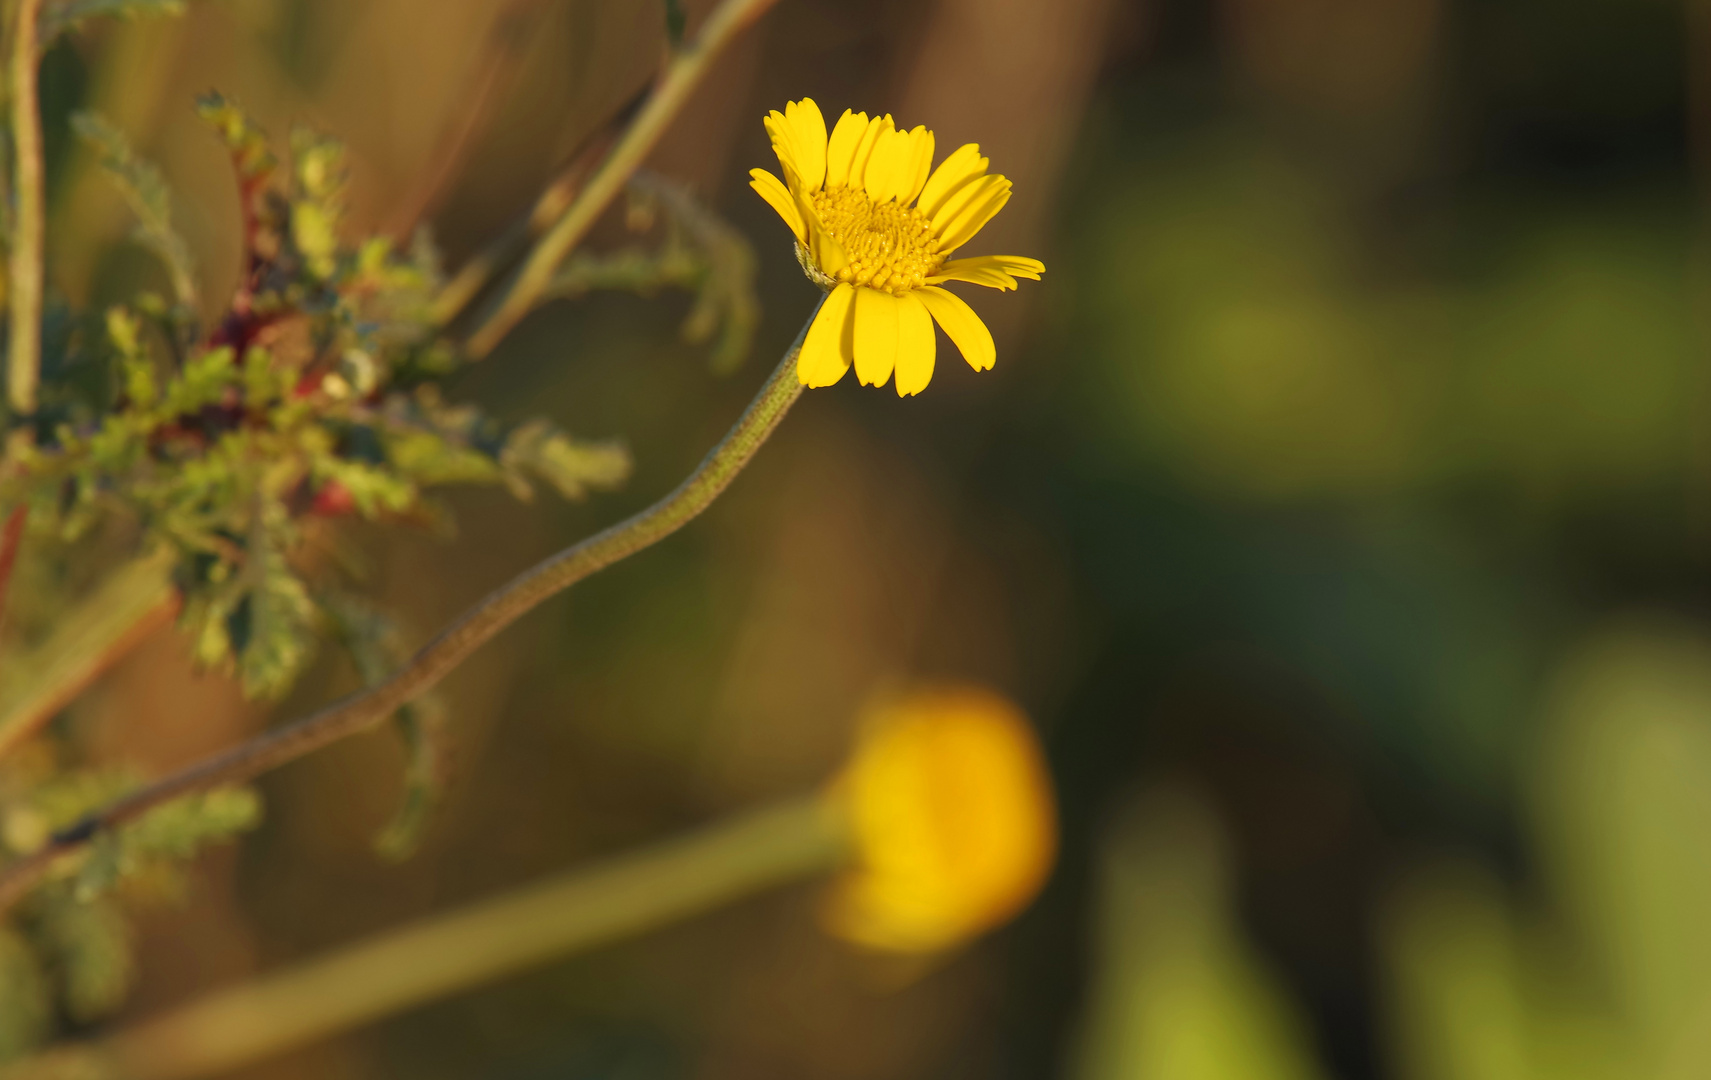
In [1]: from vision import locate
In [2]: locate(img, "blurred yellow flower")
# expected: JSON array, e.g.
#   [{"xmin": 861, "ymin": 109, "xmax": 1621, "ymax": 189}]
[
  {"xmin": 749, "ymin": 98, "xmax": 1045, "ymax": 396},
  {"xmin": 823, "ymin": 685, "xmax": 1057, "ymax": 953}
]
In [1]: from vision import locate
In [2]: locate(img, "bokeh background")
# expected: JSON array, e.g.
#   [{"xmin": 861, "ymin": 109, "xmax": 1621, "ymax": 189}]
[{"xmin": 44, "ymin": 0, "xmax": 1711, "ymax": 1077}]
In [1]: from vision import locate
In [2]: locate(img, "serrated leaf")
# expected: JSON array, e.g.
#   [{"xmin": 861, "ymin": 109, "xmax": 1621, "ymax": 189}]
[
  {"xmin": 552, "ymin": 174, "xmax": 760, "ymax": 373},
  {"xmin": 289, "ymin": 128, "xmax": 347, "ymax": 281},
  {"xmin": 195, "ymin": 93, "xmax": 274, "ymax": 188},
  {"xmin": 235, "ymin": 507, "xmax": 317, "ymax": 700},
  {"xmin": 500, "ymin": 419, "xmax": 631, "ymax": 502},
  {"xmin": 40, "ymin": 0, "xmax": 185, "ymax": 44},
  {"xmin": 320, "ymin": 594, "xmax": 451, "ymax": 860},
  {"xmin": 158, "ymin": 346, "xmax": 236, "ymax": 418},
  {"xmin": 71, "ymin": 112, "xmax": 198, "ymax": 307}
]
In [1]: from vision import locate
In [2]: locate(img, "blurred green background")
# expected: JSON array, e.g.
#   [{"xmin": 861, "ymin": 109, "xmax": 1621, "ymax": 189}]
[{"xmin": 45, "ymin": 0, "xmax": 1711, "ymax": 1077}]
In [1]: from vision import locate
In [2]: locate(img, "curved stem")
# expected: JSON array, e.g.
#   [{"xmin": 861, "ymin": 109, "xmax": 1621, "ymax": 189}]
[
  {"xmin": 462, "ymin": 0, "xmax": 780, "ymax": 359},
  {"xmin": 11, "ymin": 796, "xmax": 846, "ymax": 1080},
  {"xmin": 0, "ymin": 304, "xmax": 818, "ymax": 914},
  {"xmin": 7, "ymin": 0, "xmax": 45, "ymax": 417}
]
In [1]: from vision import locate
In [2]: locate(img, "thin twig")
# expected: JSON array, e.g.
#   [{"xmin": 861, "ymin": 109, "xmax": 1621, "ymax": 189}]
[
  {"xmin": 6, "ymin": 0, "xmax": 46, "ymax": 417},
  {"xmin": 0, "ymin": 505, "xmax": 26, "ymax": 638},
  {"xmin": 385, "ymin": 0, "xmax": 552, "ymax": 241},
  {"xmin": 0, "ymin": 304, "xmax": 819, "ymax": 913},
  {"xmin": 462, "ymin": 0, "xmax": 780, "ymax": 358},
  {"xmin": 7, "ymin": 796, "xmax": 846, "ymax": 1080}
]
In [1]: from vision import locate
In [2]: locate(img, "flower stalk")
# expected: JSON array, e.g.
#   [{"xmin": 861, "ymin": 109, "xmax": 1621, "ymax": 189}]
[
  {"xmin": 0, "ymin": 302, "xmax": 820, "ymax": 914},
  {"xmin": 1, "ymin": 796, "xmax": 848, "ymax": 1080}
]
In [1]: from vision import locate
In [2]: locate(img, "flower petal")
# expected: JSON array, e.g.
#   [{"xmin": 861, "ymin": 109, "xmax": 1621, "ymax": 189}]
[
  {"xmin": 826, "ymin": 109, "xmax": 868, "ymax": 189},
  {"xmin": 893, "ymin": 292, "xmax": 937, "ymax": 396},
  {"xmin": 784, "ymin": 98, "xmax": 828, "ymax": 192},
  {"xmin": 917, "ymin": 286, "xmax": 996, "ymax": 372},
  {"xmin": 863, "ymin": 125, "xmax": 915, "ymax": 204},
  {"xmin": 749, "ymin": 168, "xmax": 806, "ymax": 243},
  {"xmin": 929, "ymin": 172, "xmax": 1002, "ymax": 235},
  {"xmin": 763, "ymin": 111, "xmax": 802, "ymax": 183},
  {"xmin": 901, "ymin": 126, "xmax": 936, "ymax": 207},
  {"xmin": 799, "ymin": 284, "xmax": 856, "ymax": 387},
  {"xmin": 847, "ymin": 114, "xmax": 894, "ymax": 195},
  {"xmin": 933, "ymin": 177, "xmax": 1013, "ymax": 253},
  {"xmin": 853, "ymin": 286, "xmax": 900, "ymax": 387},
  {"xmin": 926, "ymin": 254, "xmax": 1044, "ymax": 291},
  {"xmin": 917, "ymin": 143, "xmax": 988, "ymax": 219}
]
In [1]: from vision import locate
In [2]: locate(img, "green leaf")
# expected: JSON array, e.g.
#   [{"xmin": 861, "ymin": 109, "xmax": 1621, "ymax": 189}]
[
  {"xmin": 500, "ymin": 419, "xmax": 632, "ymax": 501},
  {"xmin": 320, "ymin": 593, "xmax": 451, "ymax": 861},
  {"xmin": 553, "ymin": 174, "xmax": 761, "ymax": 373},
  {"xmin": 40, "ymin": 0, "xmax": 186, "ymax": 44},
  {"xmin": 34, "ymin": 895, "xmax": 133, "ymax": 1023},
  {"xmin": 71, "ymin": 112, "xmax": 198, "ymax": 307},
  {"xmin": 235, "ymin": 506, "xmax": 317, "ymax": 700},
  {"xmin": 158, "ymin": 346, "xmax": 236, "ymax": 418},
  {"xmin": 289, "ymin": 128, "xmax": 347, "ymax": 281},
  {"xmin": 67, "ymin": 788, "xmax": 261, "ymax": 901}
]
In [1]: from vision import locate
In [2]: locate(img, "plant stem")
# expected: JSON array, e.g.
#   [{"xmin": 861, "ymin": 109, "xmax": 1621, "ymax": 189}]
[
  {"xmin": 5, "ymin": 796, "xmax": 848, "ymax": 1080},
  {"xmin": 7, "ymin": 0, "xmax": 45, "ymax": 417},
  {"xmin": 461, "ymin": 0, "xmax": 780, "ymax": 359},
  {"xmin": 0, "ymin": 304, "xmax": 818, "ymax": 914},
  {"xmin": 0, "ymin": 546, "xmax": 179, "ymax": 760},
  {"xmin": 0, "ymin": 504, "xmax": 26, "ymax": 637}
]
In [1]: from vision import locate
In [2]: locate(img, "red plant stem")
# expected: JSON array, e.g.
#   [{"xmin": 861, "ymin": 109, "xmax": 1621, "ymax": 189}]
[{"xmin": 0, "ymin": 507, "xmax": 25, "ymax": 639}]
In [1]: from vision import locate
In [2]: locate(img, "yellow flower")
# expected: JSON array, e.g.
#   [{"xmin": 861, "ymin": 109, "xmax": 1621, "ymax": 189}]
[
  {"xmin": 749, "ymin": 99, "xmax": 1045, "ymax": 396},
  {"xmin": 822, "ymin": 685, "xmax": 1057, "ymax": 954}
]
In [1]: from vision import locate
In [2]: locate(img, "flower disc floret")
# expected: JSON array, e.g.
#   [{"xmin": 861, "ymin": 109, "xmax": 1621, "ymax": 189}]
[
  {"xmin": 812, "ymin": 187, "xmax": 944, "ymax": 295},
  {"xmin": 749, "ymin": 98, "xmax": 1045, "ymax": 396}
]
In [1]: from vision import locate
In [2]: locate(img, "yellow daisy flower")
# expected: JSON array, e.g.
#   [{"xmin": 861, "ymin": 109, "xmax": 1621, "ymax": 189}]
[
  {"xmin": 749, "ymin": 98, "xmax": 1045, "ymax": 396},
  {"xmin": 822, "ymin": 684, "xmax": 1057, "ymax": 953}
]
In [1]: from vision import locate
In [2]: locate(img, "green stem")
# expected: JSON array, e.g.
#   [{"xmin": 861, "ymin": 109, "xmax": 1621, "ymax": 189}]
[
  {"xmin": 9, "ymin": 796, "xmax": 849, "ymax": 1080},
  {"xmin": 7, "ymin": 0, "xmax": 45, "ymax": 416},
  {"xmin": 462, "ymin": 0, "xmax": 780, "ymax": 358},
  {"xmin": 0, "ymin": 303, "xmax": 818, "ymax": 913}
]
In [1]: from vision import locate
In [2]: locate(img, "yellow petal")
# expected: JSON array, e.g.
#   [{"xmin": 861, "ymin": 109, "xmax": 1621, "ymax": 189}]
[
  {"xmin": 917, "ymin": 286, "xmax": 996, "ymax": 372},
  {"xmin": 917, "ymin": 143, "xmax": 988, "ymax": 220},
  {"xmin": 826, "ymin": 109, "xmax": 868, "ymax": 189},
  {"xmin": 784, "ymin": 98, "xmax": 828, "ymax": 192},
  {"xmin": 926, "ymin": 254, "xmax": 1044, "ymax": 291},
  {"xmin": 934, "ymin": 179, "xmax": 1012, "ymax": 253},
  {"xmin": 798, "ymin": 284, "xmax": 856, "ymax": 387},
  {"xmin": 901, "ymin": 126, "xmax": 936, "ymax": 207},
  {"xmin": 847, "ymin": 114, "xmax": 894, "ymax": 195},
  {"xmin": 893, "ymin": 292, "xmax": 936, "ymax": 396},
  {"xmin": 763, "ymin": 111, "xmax": 802, "ymax": 183},
  {"xmin": 853, "ymin": 287, "xmax": 900, "ymax": 387},
  {"xmin": 749, "ymin": 168, "xmax": 806, "ymax": 243},
  {"xmin": 929, "ymin": 172, "xmax": 1003, "ymax": 236},
  {"xmin": 862, "ymin": 125, "xmax": 915, "ymax": 204}
]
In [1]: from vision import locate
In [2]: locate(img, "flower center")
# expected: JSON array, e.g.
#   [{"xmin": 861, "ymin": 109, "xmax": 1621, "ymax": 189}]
[{"xmin": 812, "ymin": 186, "xmax": 945, "ymax": 295}]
